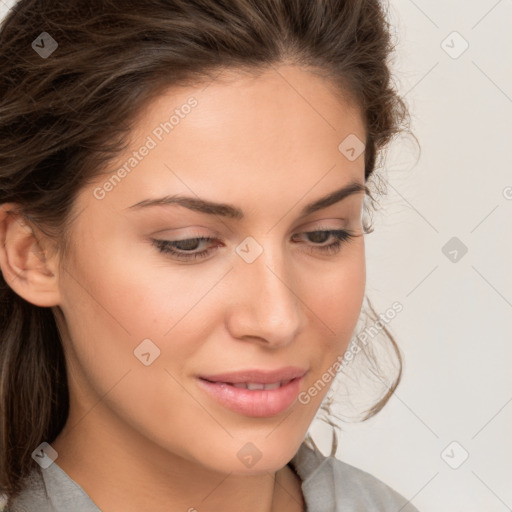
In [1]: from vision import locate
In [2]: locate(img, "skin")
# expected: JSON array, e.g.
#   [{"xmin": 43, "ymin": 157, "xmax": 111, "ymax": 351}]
[{"xmin": 0, "ymin": 64, "xmax": 367, "ymax": 512}]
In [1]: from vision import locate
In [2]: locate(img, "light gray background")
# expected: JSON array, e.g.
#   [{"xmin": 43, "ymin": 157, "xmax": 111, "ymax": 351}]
[{"xmin": 1, "ymin": 1, "xmax": 511, "ymax": 511}]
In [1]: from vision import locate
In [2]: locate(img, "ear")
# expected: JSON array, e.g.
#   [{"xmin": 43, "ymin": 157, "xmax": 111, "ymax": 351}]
[{"xmin": 0, "ymin": 203, "xmax": 61, "ymax": 307}]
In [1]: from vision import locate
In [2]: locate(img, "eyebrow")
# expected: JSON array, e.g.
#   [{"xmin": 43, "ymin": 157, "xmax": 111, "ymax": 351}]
[{"xmin": 127, "ymin": 181, "xmax": 368, "ymax": 219}]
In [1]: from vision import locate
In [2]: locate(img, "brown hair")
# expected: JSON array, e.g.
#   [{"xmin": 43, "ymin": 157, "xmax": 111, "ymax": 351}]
[{"xmin": 0, "ymin": 0, "xmax": 411, "ymax": 502}]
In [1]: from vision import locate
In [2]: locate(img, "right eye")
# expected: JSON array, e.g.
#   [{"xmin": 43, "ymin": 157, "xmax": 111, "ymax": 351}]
[{"xmin": 151, "ymin": 236, "xmax": 220, "ymax": 261}]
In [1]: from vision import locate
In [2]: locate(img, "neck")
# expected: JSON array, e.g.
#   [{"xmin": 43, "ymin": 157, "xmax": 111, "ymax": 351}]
[{"xmin": 52, "ymin": 404, "xmax": 304, "ymax": 512}]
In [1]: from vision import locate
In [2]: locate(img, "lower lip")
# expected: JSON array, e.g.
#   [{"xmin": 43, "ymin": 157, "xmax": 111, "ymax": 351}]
[{"xmin": 197, "ymin": 376, "xmax": 304, "ymax": 417}]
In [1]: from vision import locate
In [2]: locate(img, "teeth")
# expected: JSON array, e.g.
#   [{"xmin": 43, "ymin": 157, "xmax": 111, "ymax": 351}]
[
  {"xmin": 231, "ymin": 381, "xmax": 283, "ymax": 390},
  {"xmin": 247, "ymin": 383, "xmax": 265, "ymax": 390},
  {"xmin": 262, "ymin": 381, "xmax": 281, "ymax": 390}
]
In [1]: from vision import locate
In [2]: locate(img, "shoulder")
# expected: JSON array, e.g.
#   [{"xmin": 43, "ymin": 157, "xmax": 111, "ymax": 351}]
[
  {"xmin": 326, "ymin": 456, "xmax": 420, "ymax": 511},
  {"xmin": 1, "ymin": 467, "xmax": 54, "ymax": 512},
  {"xmin": 290, "ymin": 441, "xmax": 420, "ymax": 512}
]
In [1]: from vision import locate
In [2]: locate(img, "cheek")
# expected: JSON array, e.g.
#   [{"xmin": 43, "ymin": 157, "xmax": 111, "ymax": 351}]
[
  {"xmin": 59, "ymin": 267, "xmax": 196, "ymax": 382},
  {"xmin": 303, "ymin": 245, "xmax": 366, "ymax": 346},
  {"xmin": 57, "ymin": 228, "xmax": 233, "ymax": 401},
  {"xmin": 57, "ymin": 242, "xmax": 223, "ymax": 453},
  {"xmin": 61, "ymin": 222, "xmax": 217, "ymax": 336},
  {"xmin": 296, "ymin": 246, "xmax": 366, "ymax": 402}
]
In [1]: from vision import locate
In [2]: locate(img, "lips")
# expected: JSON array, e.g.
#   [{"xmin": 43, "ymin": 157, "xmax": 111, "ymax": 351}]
[
  {"xmin": 196, "ymin": 366, "xmax": 308, "ymax": 417},
  {"xmin": 198, "ymin": 366, "xmax": 307, "ymax": 385}
]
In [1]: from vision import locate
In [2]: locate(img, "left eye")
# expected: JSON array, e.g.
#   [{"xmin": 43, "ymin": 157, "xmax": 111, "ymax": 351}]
[
  {"xmin": 292, "ymin": 229, "xmax": 357, "ymax": 256},
  {"xmin": 152, "ymin": 229, "xmax": 357, "ymax": 262},
  {"xmin": 152, "ymin": 236, "xmax": 216, "ymax": 261}
]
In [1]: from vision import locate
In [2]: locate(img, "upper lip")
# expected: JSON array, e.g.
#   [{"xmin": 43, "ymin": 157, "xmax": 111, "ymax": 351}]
[{"xmin": 199, "ymin": 366, "xmax": 307, "ymax": 384}]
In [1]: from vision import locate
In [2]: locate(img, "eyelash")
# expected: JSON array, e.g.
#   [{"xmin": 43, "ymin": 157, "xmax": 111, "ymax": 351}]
[{"xmin": 151, "ymin": 229, "xmax": 358, "ymax": 262}]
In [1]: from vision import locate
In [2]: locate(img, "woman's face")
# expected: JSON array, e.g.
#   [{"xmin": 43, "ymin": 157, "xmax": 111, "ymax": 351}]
[{"xmin": 52, "ymin": 65, "xmax": 367, "ymax": 473}]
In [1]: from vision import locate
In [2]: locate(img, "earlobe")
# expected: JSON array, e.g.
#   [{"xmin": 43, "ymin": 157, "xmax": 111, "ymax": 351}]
[{"xmin": 0, "ymin": 203, "xmax": 61, "ymax": 307}]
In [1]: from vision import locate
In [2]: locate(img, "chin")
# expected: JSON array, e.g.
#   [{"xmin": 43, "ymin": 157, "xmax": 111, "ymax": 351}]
[{"xmin": 189, "ymin": 434, "xmax": 304, "ymax": 475}]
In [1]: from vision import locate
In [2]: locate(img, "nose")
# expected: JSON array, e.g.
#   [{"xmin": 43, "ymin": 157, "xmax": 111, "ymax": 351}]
[{"xmin": 225, "ymin": 242, "xmax": 303, "ymax": 348}]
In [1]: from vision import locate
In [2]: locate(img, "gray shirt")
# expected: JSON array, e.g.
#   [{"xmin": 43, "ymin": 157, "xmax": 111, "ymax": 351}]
[{"xmin": 3, "ymin": 441, "xmax": 420, "ymax": 511}]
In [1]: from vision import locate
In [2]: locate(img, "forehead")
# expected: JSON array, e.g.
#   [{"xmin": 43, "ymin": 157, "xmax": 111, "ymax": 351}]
[
  {"xmin": 140, "ymin": 64, "xmax": 363, "ymax": 139},
  {"xmin": 78, "ymin": 65, "xmax": 366, "ymax": 220},
  {"xmin": 130, "ymin": 64, "xmax": 364, "ymax": 151}
]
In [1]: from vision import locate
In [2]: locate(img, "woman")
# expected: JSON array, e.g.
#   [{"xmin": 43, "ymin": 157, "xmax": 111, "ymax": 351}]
[{"xmin": 0, "ymin": 0, "xmax": 418, "ymax": 510}]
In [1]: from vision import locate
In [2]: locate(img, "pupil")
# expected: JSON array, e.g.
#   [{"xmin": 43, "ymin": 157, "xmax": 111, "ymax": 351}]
[
  {"xmin": 309, "ymin": 231, "xmax": 329, "ymax": 243},
  {"xmin": 178, "ymin": 239, "xmax": 200, "ymax": 250}
]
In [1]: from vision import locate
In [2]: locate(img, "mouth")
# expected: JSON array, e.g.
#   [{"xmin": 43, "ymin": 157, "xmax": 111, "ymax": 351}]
[
  {"xmin": 200, "ymin": 378, "xmax": 295, "ymax": 391},
  {"xmin": 198, "ymin": 366, "xmax": 307, "ymax": 386},
  {"xmin": 196, "ymin": 367, "xmax": 307, "ymax": 417}
]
